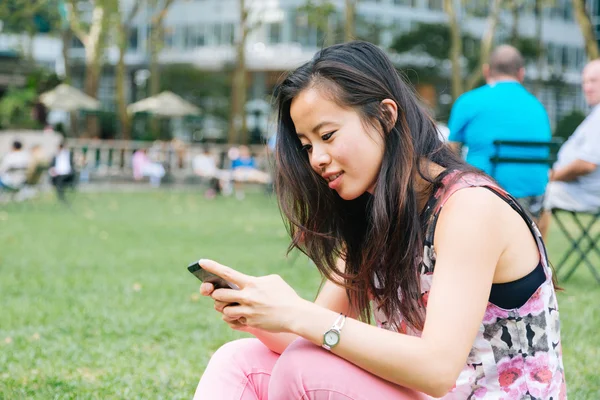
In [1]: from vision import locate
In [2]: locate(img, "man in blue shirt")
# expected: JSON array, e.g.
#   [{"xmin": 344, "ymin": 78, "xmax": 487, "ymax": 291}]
[{"xmin": 448, "ymin": 45, "xmax": 551, "ymax": 220}]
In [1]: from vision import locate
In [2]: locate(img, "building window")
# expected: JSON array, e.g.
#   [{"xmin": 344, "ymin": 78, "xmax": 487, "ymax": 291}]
[
  {"xmin": 128, "ymin": 26, "xmax": 138, "ymax": 50},
  {"xmin": 164, "ymin": 26, "xmax": 175, "ymax": 48},
  {"xmin": 213, "ymin": 23, "xmax": 223, "ymax": 45},
  {"xmin": 575, "ymin": 47, "xmax": 585, "ymax": 70},
  {"xmin": 561, "ymin": 45, "xmax": 569, "ymax": 69},
  {"xmin": 71, "ymin": 36, "xmax": 84, "ymax": 48},
  {"xmin": 222, "ymin": 23, "xmax": 234, "ymax": 45},
  {"xmin": 546, "ymin": 43, "xmax": 556, "ymax": 68},
  {"xmin": 194, "ymin": 25, "xmax": 206, "ymax": 47},
  {"xmin": 183, "ymin": 26, "xmax": 194, "ymax": 48},
  {"xmin": 267, "ymin": 23, "xmax": 282, "ymax": 44},
  {"xmin": 427, "ymin": 0, "xmax": 444, "ymax": 11},
  {"xmin": 393, "ymin": 0, "xmax": 416, "ymax": 7}
]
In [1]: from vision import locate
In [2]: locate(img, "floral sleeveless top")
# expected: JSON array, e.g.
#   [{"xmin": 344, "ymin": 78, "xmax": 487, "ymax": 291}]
[{"xmin": 372, "ymin": 171, "xmax": 567, "ymax": 399}]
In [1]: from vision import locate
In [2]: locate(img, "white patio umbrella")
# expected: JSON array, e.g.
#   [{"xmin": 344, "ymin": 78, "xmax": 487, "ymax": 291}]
[
  {"xmin": 39, "ymin": 83, "xmax": 101, "ymax": 111},
  {"xmin": 127, "ymin": 91, "xmax": 201, "ymax": 117}
]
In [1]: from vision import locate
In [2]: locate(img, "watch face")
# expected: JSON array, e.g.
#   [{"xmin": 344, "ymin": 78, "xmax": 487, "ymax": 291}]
[{"xmin": 324, "ymin": 330, "xmax": 339, "ymax": 347}]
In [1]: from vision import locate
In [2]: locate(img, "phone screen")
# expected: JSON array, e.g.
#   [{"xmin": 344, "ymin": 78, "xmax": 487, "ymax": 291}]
[{"xmin": 187, "ymin": 262, "xmax": 239, "ymax": 290}]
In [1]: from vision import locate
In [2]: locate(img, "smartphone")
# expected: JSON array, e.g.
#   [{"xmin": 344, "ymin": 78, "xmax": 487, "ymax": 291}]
[{"xmin": 187, "ymin": 261, "xmax": 240, "ymax": 290}]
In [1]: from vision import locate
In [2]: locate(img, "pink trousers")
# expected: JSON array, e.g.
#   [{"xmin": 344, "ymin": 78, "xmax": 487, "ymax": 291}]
[{"xmin": 194, "ymin": 337, "xmax": 425, "ymax": 400}]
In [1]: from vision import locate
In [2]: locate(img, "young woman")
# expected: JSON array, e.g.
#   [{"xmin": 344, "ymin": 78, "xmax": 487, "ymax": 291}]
[{"xmin": 193, "ymin": 41, "xmax": 566, "ymax": 399}]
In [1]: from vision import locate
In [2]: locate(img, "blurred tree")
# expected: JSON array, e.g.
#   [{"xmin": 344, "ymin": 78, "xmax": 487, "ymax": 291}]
[
  {"xmin": 532, "ymin": 0, "xmax": 544, "ymax": 96},
  {"xmin": 0, "ymin": 0, "xmax": 62, "ymax": 59},
  {"xmin": 66, "ymin": 0, "xmax": 118, "ymax": 137},
  {"xmin": 554, "ymin": 110, "xmax": 586, "ymax": 140},
  {"xmin": 0, "ymin": 68, "xmax": 61, "ymax": 129},
  {"xmin": 160, "ymin": 65, "xmax": 230, "ymax": 122},
  {"xmin": 297, "ymin": 0, "xmax": 337, "ymax": 46},
  {"xmin": 228, "ymin": 0, "xmax": 264, "ymax": 144},
  {"xmin": 443, "ymin": 0, "xmax": 464, "ymax": 99},
  {"xmin": 451, "ymin": 0, "xmax": 502, "ymax": 98},
  {"xmin": 345, "ymin": 0, "xmax": 357, "ymax": 42},
  {"xmin": 0, "ymin": 87, "xmax": 37, "ymax": 129},
  {"xmin": 571, "ymin": 0, "xmax": 599, "ymax": 59},
  {"xmin": 148, "ymin": 0, "xmax": 176, "ymax": 137},
  {"xmin": 115, "ymin": 0, "xmax": 142, "ymax": 140},
  {"xmin": 298, "ymin": 0, "xmax": 359, "ymax": 45}
]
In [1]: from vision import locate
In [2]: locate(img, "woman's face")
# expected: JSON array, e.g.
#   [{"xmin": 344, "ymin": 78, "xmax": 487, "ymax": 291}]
[{"xmin": 290, "ymin": 87, "xmax": 385, "ymax": 200}]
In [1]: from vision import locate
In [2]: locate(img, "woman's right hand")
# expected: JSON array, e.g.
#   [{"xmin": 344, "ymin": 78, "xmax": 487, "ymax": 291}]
[{"xmin": 200, "ymin": 282, "xmax": 250, "ymax": 332}]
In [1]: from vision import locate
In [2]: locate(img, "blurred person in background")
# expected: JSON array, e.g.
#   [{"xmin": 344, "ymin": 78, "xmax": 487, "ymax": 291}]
[
  {"xmin": 538, "ymin": 59, "xmax": 600, "ymax": 238},
  {"xmin": 0, "ymin": 140, "xmax": 31, "ymax": 190},
  {"xmin": 192, "ymin": 147, "xmax": 225, "ymax": 199},
  {"xmin": 49, "ymin": 141, "xmax": 75, "ymax": 202},
  {"xmin": 26, "ymin": 144, "xmax": 49, "ymax": 183},
  {"xmin": 230, "ymin": 145, "xmax": 271, "ymax": 200},
  {"xmin": 132, "ymin": 148, "xmax": 166, "ymax": 187},
  {"xmin": 448, "ymin": 45, "xmax": 552, "ymax": 222}
]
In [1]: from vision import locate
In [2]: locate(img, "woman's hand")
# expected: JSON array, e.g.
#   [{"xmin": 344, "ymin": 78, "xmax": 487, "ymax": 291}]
[
  {"xmin": 198, "ymin": 259, "xmax": 307, "ymax": 333},
  {"xmin": 199, "ymin": 281, "xmax": 250, "ymax": 332}
]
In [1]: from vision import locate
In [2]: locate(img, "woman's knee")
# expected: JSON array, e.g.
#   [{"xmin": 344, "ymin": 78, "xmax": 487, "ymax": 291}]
[
  {"xmin": 269, "ymin": 338, "xmax": 424, "ymax": 400},
  {"xmin": 268, "ymin": 339, "xmax": 340, "ymax": 397},
  {"xmin": 208, "ymin": 338, "xmax": 270, "ymax": 367}
]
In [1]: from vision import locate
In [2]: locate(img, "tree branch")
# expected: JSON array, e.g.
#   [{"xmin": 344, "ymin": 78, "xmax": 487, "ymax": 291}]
[
  {"xmin": 126, "ymin": 0, "xmax": 143, "ymax": 26},
  {"xmin": 151, "ymin": 0, "xmax": 176, "ymax": 26},
  {"xmin": 572, "ymin": 0, "xmax": 600, "ymax": 59},
  {"xmin": 67, "ymin": 0, "xmax": 88, "ymax": 45},
  {"xmin": 465, "ymin": 0, "xmax": 502, "ymax": 91}
]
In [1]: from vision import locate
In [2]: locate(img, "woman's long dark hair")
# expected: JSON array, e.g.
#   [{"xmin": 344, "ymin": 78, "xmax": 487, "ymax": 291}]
[{"xmin": 274, "ymin": 41, "xmax": 473, "ymax": 330}]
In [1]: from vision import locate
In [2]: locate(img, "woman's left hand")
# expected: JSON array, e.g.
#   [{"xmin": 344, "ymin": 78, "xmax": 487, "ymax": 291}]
[{"xmin": 198, "ymin": 259, "xmax": 306, "ymax": 333}]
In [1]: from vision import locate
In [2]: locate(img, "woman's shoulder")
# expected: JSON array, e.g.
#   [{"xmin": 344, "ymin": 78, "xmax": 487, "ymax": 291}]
[{"xmin": 435, "ymin": 171, "xmax": 500, "ymax": 209}]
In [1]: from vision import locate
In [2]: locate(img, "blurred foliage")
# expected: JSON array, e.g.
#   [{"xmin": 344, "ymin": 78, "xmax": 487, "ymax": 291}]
[
  {"xmin": 0, "ymin": 68, "xmax": 61, "ymax": 129},
  {"xmin": 391, "ymin": 22, "xmax": 539, "ymax": 87},
  {"xmin": 160, "ymin": 64, "xmax": 231, "ymax": 129},
  {"xmin": 0, "ymin": 87, "xmax": 37, "ymax": 129},
  {"xmin": 0, "ymin": 0, "xmax": 63, "ymax": 35},
  {"xmin": 554, "ymin": 110, "xmax": 586, "ymax": 141}
]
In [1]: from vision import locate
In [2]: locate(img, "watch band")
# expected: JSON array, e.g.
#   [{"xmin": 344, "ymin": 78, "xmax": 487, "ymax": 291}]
[
  {"xmin": 332, "ymin": 313, "xmax": 346, "ymax": 331},
  {"xmin": 322, "ymin": 313, "xmax": 346, "ymax": 350}
]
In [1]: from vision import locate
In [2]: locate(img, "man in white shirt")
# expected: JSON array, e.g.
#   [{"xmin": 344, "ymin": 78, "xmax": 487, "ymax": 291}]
[
  {"xmin": 0, "ymin": 140, "xmax": 31, "ymax": 189},
  {"xmin": 539, "ymin": 60, "xmax": 600, "ymax": 238}
]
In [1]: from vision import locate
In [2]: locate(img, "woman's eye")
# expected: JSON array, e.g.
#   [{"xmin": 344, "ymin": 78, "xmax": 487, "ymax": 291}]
[
  {"xmin": 301, "ymin": 144, "xmax": 312, "ymax": 153},
  {"xmin": 321, "ymin": 131, "xmax": 336, "ymax": 141}
]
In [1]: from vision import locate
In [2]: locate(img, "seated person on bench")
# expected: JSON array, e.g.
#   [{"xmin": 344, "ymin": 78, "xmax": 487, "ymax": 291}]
[
  {"xmin": 230, "ymin": 145, "xmax": 270, "ymax": 184},
  {"xmin": 539, "ymin": 59, "xmax": 600, "ymax": 239},
  {"xmin": 448, "ymin": 45, "xmax": 552, "ymax": 221},
  {"xmin": 0, "ymin": 140, "xmax": 30, "ymax": 190}
]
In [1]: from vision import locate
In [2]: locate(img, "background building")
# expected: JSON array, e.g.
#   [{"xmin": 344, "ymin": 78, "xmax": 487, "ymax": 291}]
[{"xmin": 1, "ymin": 0, "xmax": 598, "ymax": 137}]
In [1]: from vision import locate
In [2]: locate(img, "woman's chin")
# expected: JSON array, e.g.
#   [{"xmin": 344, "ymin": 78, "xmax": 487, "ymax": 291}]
[{"xmin": 336, "ymin": 188, "xmax": 362, "ymax": 201}]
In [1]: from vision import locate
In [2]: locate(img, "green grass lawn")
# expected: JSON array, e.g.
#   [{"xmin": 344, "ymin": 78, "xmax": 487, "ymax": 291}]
[{"xmin": 1, "ymin": 191, "xmax": 599, "ymax": 399}]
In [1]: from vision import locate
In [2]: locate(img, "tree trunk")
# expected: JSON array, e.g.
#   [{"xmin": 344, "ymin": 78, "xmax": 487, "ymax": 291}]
[
  {"xmin": 533, "ymin": 0, "xmax": 544, "ymax": 97},
  {"xmin": 148, "ymin": 0, "xmax": 175, "ymax": 139},
  {"xmin": 61, "ymin": 28, "xmax": 78, "ymax": 136},
  {"xmin": 509, "ymin": 0, "xmax": 521, "ymax": 46},
  {"xmin": 465, "ymin": 0, "xmax": 501, "ymax": 91},
  {"xmin": 572, "ymin": 0, "xmax": 600, "ymax": 60},
  {"xmin": 116, "ymin": 23, "xmax": 131, "ymax": 140},
  {"xmin": 84, "ymin": 59, "xmax": 101, "ymax": 137},
  {"xmin": 345, "ymin": 0, "xmax": 355, "ymax": 42},
  {"xmin": 228, "ymin": 0, "xmax": 249, "ymax": 144},
  {"xmin": 444, "ymin": 0, "xmax": 463, "ymax": 99},
  {"xmin": 149, "ymin": 22, "xmax": 162, "ymax": 138}
]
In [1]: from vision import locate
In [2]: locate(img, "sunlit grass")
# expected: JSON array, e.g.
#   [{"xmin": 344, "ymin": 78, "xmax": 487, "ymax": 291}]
[{"xmin": 0, "ymin": 191, "xmax": 597, "ymax": 398}]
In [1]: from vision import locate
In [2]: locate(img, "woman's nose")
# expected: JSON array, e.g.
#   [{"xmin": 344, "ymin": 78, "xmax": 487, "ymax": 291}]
[{"xmin": 310, "ymin": 147, "xmax": 331, "ymax": 173}]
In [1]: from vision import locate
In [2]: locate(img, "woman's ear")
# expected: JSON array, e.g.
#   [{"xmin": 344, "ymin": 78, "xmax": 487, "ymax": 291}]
[{"xmin": 380, "ymin": 99, "xmax": 398, "ymax": 133}]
